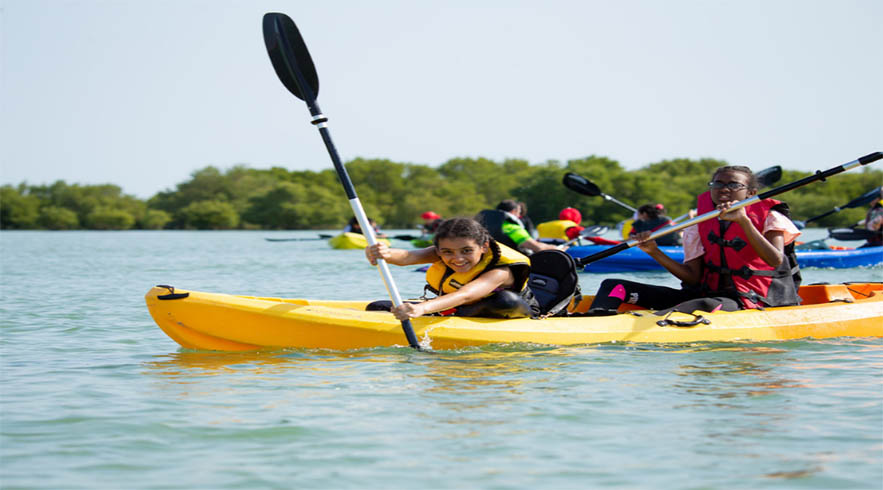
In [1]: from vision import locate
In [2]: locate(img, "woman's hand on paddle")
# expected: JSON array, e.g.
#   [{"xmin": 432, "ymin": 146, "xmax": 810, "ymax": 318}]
[
  {"xmin": 365, "ymin": 242, "xmax": 391, "ymax": 265},
  {"xmin": 717, "ymin": 200, "xmax": 749, "ymax": 224},
  {"xmin": 633, "ymin": 231, "xmax": 658, "ymax": 253},
  {"xmin": 391, "ymin": 302, "xmax": 425, "ymax": 321}
]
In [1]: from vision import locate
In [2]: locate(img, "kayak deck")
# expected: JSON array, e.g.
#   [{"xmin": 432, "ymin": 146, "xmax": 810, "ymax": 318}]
[{"xmin": 146, "ymin": 283, "xmax": 883, "ymax": 351}]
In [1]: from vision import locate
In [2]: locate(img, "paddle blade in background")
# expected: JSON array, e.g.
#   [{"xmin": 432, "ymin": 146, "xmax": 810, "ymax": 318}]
[
  {"xmin": 843, "ymin": 186, "xmax": 882, "ymax": 210},
  {"xmin": 756, "ymin": 165, "xmax": 782, "ymax": 188},
  {"xmin": 828, "ymin": 228, "xmax": 877, "ymax": 241},
  {"xmin": 262, "ymin": 13, "xmax": 319, "ymax": 100},
  {"xmin": 563, "ymin": 172, "xmax": 601, "ymax": 196}
]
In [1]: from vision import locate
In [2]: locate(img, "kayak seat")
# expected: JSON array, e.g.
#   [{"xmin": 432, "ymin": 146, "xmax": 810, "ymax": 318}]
[
  {"xmin": 527, "ymin": 249, "xmax": 581, "ymax": 317},
  {"xmin": 797, "ymin": 283, "xmax": 855, "ymax": 305},
  {"xmin": 475, "ymin": 209, "xmax": 521, "ymax": 251}
]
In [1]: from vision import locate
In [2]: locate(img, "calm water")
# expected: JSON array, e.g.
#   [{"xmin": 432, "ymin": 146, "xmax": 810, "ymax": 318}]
[{"xmin": 1, "ymin": 230, "xmax": 881, "ymax": 489}]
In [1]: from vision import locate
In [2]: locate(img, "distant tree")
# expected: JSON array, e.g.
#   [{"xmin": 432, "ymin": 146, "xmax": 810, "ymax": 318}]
[
  {"xmin": 38, "ymin": 206, "xmax": 79, "ymax": 229},
  {"xmin": 0, "ymin": 185, "xmax": 40, "ymax": 229},
  {"xmin": 140, "ymin": 209, "xmax": 172, "ymax": 230},
  {"xmin": 179, "ymin": 200, "xmax": 239, "ymax": 229},
  {"xmin": 84, "ymin": 207, "xmax": 136, "ymax": 230}
]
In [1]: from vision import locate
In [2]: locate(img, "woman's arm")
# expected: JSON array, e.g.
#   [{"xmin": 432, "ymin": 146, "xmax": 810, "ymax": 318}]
[
  {"xmin": 390, "ymin": 268, "xmax": 512, "ymax": 320},
  {"xmin": 635, "ymin": 233, "xmax": 703, "ymax": 285},
  {"xmin": 365, "ymin": 243, "xmax": 438, "ymax": 266}
]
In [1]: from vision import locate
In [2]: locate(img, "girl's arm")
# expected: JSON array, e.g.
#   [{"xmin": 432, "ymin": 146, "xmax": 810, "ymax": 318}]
[
  {"xmin": 391, "ymin": 268, "xmax": 512, "ymax": 320},
  {"xmin": 719, "ymin": 203, "xmax": 785, "ymax": 267},
  {"xmin": 365, "ymin": 243, "xmax": 438, "ymax": 266},
  {"xmin": 634, "ymin": 232, "xmax": 703, "ymax": 285}
]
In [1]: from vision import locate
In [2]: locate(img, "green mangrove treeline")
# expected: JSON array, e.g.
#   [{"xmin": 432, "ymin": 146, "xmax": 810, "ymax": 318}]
[{"xmin": 2, "ymin": 156, "xmax": 880, "ymax": 230}]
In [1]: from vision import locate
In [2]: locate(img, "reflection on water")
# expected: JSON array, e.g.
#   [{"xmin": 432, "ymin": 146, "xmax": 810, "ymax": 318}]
[{"xmin": 674, "ymin": 347, "xmax": 808, "ymax": 400}]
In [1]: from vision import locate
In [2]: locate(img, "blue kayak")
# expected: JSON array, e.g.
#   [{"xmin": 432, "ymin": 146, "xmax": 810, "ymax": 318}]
[{"xmin": 567, "ymin": 245, "xmax": 883, "ymax": 273}]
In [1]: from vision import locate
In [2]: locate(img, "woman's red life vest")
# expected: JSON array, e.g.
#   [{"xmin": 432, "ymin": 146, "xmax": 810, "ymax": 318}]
[{"xmin": 696, "ymin": 191, "xmax": 801, "ymax": 309}]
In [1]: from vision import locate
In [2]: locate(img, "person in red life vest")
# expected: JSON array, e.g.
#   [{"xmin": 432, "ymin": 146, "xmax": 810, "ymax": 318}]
[
  {"xmin": 628, "ymin": 203, "xmax": 678, "ymax": 245},
  {"xmin": 558, "ymin": 207, "xmax": 586, "ymax": 240},
  {"xmin": 420, "ymin": 211, "xmax": 442, "ymax": 234},
  {"xmin": 587, "ymin": 165, "xmax": 802, "ymax": 315}
]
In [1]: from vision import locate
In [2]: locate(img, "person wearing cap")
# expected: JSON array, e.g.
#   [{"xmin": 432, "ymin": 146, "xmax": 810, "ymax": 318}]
[
  {"xmin": 537, "ymin": 207, "xmax": 585, "ymax": 241},
  {"xmin": 629, "ymin": 203, "xmax": 678, "ymax": 246},
  {"xmin": 420, "ymin": 211, "xmax": 442, "ymax": 234}
]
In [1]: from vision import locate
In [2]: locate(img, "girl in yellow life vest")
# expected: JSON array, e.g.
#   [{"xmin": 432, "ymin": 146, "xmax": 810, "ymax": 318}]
[{"xmin": 365, "ymin": 217, "xmax": 540, "ymax": 320}]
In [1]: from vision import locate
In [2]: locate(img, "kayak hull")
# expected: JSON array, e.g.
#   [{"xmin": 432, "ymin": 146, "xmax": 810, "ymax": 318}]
[
  {"xmin": 146, "ymin": 283, "xmax": 883, "ymax": 351},
  {"xmin": 567, "ymin": 245, "xmax": 883, "ymax": 272},
  {"xmin": 328, "ymin": 232, "xmax": 390, "ymax": 250}
]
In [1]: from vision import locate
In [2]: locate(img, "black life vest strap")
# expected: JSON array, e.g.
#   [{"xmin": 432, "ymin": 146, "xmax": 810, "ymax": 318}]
[{"xmin": 706, "ymin": 230, "xmax": 748, "ymax": 251}]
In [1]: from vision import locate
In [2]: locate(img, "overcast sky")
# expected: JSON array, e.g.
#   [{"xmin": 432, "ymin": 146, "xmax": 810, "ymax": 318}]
[{"xmin": 1, "ymin": 0, "xmax": 880, "ymax": 198}]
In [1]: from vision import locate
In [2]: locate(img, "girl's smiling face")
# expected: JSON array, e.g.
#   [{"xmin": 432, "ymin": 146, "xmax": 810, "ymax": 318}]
[
  {"xmin": 709, "ymin": 170, "xmax": 755, "ymax": 205},
  {"xmin": 436, "ymin": 237, "xmax": 488, "ymax": 273}
]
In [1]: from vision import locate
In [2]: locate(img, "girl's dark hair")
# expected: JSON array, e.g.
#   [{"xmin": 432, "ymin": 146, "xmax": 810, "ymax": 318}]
[
  {"xmin": 637, "ymin": 204, "xmax": 662, "ymax": 220},
  {"xmin": 712, "ymin": 166, "xmax": 758, "ymax": 191},
  {"xmin": 433, "ymin": 218, "xmax": 490, "ymax": 248}
]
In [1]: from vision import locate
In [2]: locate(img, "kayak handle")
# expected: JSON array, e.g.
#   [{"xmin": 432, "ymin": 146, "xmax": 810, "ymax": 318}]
[
  {"xmin": 156, "ymin": 284, "xmax": 190, "ymax": 300},
  {"xmin": 656, "ymin": 312, "xmax": 711, "ymax": 328}
]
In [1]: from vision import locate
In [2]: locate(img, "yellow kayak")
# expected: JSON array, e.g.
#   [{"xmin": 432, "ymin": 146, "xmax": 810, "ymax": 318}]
[
  {"xmin": 145, "ymin": 283, "xmax": 883, "ymax": 351},
  {"xmin": 327, "ymin": 232, "xmax": 390, "ymax": 249}
]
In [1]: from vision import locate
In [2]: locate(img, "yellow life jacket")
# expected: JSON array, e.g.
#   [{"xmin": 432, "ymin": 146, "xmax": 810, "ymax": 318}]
[
  {"xmin": 537, "ymin": 220, "xmax": 579, "ymax": 240},
  {"xmin": 425, "ymin": 240, "xmax": 531, "ymax": 296}
]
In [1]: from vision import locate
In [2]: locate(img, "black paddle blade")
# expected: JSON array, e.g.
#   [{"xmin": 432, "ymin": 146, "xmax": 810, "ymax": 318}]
[
  {"xmin": 756, "ymin": 165, "xmax": 782, "ymax": 189},
  {"xmin": 845, "ymin": 186, "xmax": 882, "ymax": 209},
  {"xmin": 828, "ymin": 227, "xmax": 877, "ymax": 241},
  {"xmin": 262, "ymin": 13, "xmax": 319, "ymax": 101},
  {"xmin": 563, "ymin": 172, "xmax": 601, "ymax": 197}
]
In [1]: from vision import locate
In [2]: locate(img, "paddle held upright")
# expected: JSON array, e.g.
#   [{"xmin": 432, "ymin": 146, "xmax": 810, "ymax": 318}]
[{"xmin": 262, "ymin": 12, "xmax": 420, "ymax": 349}]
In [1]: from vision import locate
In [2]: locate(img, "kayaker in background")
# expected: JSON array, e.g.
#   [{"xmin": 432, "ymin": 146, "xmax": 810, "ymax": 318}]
[
  {"xmin": 517, "ymin": 201, "xmax": 539, "ymax": 239},
  {"xmin": 538, "ymin": 207, "xmax": 585, "ymax": 241},
  {"xmin": 343, "ymin": 216, "xmax": 385, "ymax": 237},
  {"xmin": 364, "ymin": 217, "xmax": 540, "ymax": 319},
  {"xmin": 475, "ymin": 200, "xmax": 560, "ymax": 254},
  {"xmin": 420, "ymin": 211, "xmax": 442, "ymax": 234},
  {"xmin": 861, "ymin": 188, "xmax": 883, "ymax": 248},
  {"xmin": 587, "ymin": 165, "xmax": 802, "ymax": 315},
  {"xmin": 629, "ymin": 203, "xmax": 679, "ymax": 246}
]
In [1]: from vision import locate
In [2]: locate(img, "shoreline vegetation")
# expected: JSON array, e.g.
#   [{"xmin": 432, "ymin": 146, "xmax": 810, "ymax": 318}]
[{"xmin": 2, "ymin": 156, "xmax": 879, "ymax": 230}]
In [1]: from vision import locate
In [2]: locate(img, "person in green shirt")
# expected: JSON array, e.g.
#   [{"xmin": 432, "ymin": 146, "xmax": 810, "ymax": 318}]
[{"xmin": 477, "ymin": 200, "xmax": 561, "ymax": 254}]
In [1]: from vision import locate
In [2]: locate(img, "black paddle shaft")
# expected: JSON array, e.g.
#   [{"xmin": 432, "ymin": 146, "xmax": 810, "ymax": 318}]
[
  {"xmin": 575, "ymin": 152, "xmax": 883, "ymax": 267},
  {"xmin": 263, "ymin": 13, "xmax": 420, "ymax": 349},
  {"xmin": 804, "ymin": 186, "xmax": 882, "ymax": 224}
]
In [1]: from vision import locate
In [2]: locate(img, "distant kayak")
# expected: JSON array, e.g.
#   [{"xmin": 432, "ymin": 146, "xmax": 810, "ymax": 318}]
[
  {"xmin": 568, "ymin": 244, "xmax": 883, "ymax": 273},
  {"xmin": 265, "ymin": 234, "xmax": 332, "ymax": 242},
  {"xmin": 328, "ymin": 232, "xmax": 390, "ymax": 250}
]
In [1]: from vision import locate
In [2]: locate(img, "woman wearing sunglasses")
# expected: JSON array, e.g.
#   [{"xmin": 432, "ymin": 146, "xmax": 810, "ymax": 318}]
[{"xmin": 587, "ymin": 166, "xmax": 802, "ymax": 315}]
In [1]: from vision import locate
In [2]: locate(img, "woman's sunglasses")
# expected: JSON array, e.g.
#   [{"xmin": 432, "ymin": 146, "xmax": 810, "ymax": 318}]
[{"xmin": 708, "ymin": 181, "xmax": 748, "ymax": 190}]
